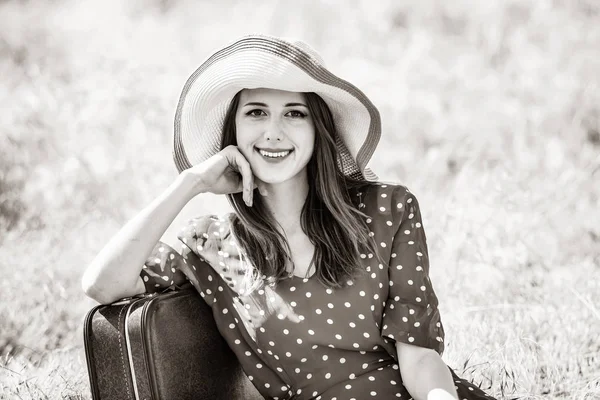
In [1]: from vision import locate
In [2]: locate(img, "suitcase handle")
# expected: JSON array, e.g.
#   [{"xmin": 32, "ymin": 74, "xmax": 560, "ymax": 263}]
[
  {"xmin": 111, "ymin": 292, "xmax": 157, "ymax": 306},
  {"xmin": 110, "ymin": 282, "xmax": 193, "ymax": 306}
]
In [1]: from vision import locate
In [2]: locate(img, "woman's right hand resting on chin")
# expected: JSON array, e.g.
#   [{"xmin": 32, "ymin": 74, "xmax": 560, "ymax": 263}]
[
  {"xmin": 81, "ymin": 146, "xmax": 263, "ymax": 304},
  {"xmin": 185, "ymin": 145, "xmax": 267, "ymax": 206}
]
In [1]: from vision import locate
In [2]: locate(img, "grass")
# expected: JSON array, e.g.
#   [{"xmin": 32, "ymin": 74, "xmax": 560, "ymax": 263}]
[{"xmin": 1, "ymin": 0, "xmax": 599, "ymax": 398}]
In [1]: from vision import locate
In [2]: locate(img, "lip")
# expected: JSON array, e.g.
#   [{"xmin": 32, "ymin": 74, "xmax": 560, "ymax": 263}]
[
  {"xmin": 255, "ymin": 147, "xmax": 294, "ymax": 152},
  {"xmin": 254, "ymin": 147, "xmax": 293, "ymax": 163}
]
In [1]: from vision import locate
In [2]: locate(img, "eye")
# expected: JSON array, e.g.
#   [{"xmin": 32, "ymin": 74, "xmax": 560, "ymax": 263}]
[
  {"xmin": 246, "ymin": 109, "xmax": 266, "ymax": 117},
  {"xmin": 286, "ymin": 110, "xmax": 307, "ymax": 118}
]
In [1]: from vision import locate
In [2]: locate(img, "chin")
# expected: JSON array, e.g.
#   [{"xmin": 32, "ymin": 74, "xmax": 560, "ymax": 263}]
[
  {"xmin": 254, "ymin": 167, "xmax": 305, "ymax": 185},
  {"xmin": 255, "ymin": 173, "xmax": 291, "ymax": 185}
]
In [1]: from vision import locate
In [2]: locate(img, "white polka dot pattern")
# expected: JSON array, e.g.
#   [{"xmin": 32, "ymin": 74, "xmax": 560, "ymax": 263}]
[
  {"xmin": 380, "ymin": 186, "xmax": 445, "ymax": 353},
  {"xmin": 139, "ymin": 242, "xmax": 188, "ymax": 291},
  {"xmin": 139, "ymin": 183, "xmax": 494, "ymax": 400}
]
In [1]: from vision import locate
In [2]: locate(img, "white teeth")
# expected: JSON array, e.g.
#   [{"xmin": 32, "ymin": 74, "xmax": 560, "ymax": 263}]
[{"xmin": 259, "ymin": 149, "xmax": 291, "ymax": 158}]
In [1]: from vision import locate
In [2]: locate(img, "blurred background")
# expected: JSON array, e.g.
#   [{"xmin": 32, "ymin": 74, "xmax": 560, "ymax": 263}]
[{"xmin": 1, "ymin": 0, "xmax": 598, "ymax": 398}]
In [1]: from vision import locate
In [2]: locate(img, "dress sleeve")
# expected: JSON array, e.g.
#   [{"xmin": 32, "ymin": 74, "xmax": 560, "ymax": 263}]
[
  {"xmin": 138, "ymin": 217, "xmax": 226, "ymax": 305},
  {"xmin": 381, "ymin": 186, "xmax": 445, "ymax": 354},
  {"xmin": 171, "ymin": 215, "xmax": 234, "ymax": 305},
  {"xmin": 139, "ymin": 242, "xmax": 188, "ymax": 293},
  {"xmin": 178, "ymin": 214, "xmax": 262, "ymax": 295}
]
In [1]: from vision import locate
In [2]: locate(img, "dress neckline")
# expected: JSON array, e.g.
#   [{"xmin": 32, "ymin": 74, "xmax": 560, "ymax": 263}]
[
  {"xmin": 288, "ymin": 271, "xmax": 316, "ymax": 282},
  {"xmin": 287, "ymin": 250, "xmax": 317, "ymax": 281}
]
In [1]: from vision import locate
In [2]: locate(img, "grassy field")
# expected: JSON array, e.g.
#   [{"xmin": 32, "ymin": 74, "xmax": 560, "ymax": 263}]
[{"xmin": 1, "ymin": 0, "xmax": 599, "ymax": 398}]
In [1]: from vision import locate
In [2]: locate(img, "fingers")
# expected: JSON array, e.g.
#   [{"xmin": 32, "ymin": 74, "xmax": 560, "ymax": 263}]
[
  {"xmin": 224, "ymin": 146, "xmax": 270, "ymax": 204},
  {"xmin": 253, "ymin": 177, "xmax": 269, "ymax": 197},
  {"xmin": 226, "ymin": 146, "xmax": 254, "ymax": 206},
  {"xmin": 239, "ymin": 162, "xmax": 254, "ymax": 207}
]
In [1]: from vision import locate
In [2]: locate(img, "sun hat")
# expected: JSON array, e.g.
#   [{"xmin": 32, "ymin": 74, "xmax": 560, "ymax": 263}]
[{"xmin": 172, "ymin": 34, "xmax": 381, "ymax": 181}]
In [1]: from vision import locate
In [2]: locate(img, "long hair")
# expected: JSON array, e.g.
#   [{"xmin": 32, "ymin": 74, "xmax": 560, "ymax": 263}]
[{"xmin": 220, "ymin": 90, "xmax": 380, "ymax": 289}]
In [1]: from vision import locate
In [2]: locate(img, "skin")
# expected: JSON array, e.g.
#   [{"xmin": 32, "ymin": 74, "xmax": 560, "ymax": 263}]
[
  {"xmin": 234, "ymin": 88, "xmax": 317, "ymax": 278},
  {"xmin": 234, "ymin": 88, "xmax": 315, "ymax": 233}
]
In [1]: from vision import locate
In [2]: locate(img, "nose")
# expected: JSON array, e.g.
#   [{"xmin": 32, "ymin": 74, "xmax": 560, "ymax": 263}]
[{"xmin": 264, "ymin": 117, "xmax": 283, "ymax": 142}]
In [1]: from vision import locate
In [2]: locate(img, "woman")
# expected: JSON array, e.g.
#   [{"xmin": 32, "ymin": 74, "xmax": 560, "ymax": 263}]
[{"xmin": 82, "ymin": 35, "xmax": 495, "ymax": 400}]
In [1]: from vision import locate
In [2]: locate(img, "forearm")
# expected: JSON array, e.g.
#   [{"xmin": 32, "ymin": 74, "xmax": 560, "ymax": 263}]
[
  {"xmin": 401, "ymin": 351, "xmax": 458, "ymax": 400},
  {"xmin": 82, "ymin": 174, "xmax": 197, "ymax": 303}
]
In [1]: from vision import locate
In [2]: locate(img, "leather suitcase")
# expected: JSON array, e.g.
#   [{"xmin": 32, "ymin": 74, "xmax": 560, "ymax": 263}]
[{"xmin": 83, "ymin": 286, "xmax": 263, "ymax": 400}]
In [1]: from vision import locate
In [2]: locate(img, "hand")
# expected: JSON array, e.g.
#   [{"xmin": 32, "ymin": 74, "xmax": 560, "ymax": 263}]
[{"xmin": 180, "ymin": 145, "xmax": 267, "ymax": 206}]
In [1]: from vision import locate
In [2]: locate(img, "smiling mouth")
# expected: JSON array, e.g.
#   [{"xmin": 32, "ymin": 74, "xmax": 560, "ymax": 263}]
[{"xmin": 255, "ymin": 147, "xmax": 294, "ymax": 158}]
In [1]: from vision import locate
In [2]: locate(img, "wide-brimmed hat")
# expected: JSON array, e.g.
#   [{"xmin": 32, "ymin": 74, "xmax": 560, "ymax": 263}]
[{"xmin": 173, "ymin": 34, "xmax": 380, "ymax": 181}]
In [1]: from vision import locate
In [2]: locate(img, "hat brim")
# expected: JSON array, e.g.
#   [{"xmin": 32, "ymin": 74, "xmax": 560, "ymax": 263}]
[{"xmin": 173, "ymin": 35, "xmax": 380, "ymax": 181}]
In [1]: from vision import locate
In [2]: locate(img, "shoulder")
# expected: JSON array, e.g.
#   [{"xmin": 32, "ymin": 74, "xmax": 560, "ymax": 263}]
[
  {"xmin": 175, "ymin": 213, "xmax": 259, "ymax": 295},
  {"xmin": 177, "ymin": 213, "xmax": 235, "ymax": 241},
  {"xmin": 357, "ymin": 182, "xmax": 424, "ymax": 237},
  {"xmin": 360, "ymin": 181, "xmax": 417, "ymax": 213},
  {"xmin": 176, "ymin": 213, "xmax": 239, "ymax": 259}
]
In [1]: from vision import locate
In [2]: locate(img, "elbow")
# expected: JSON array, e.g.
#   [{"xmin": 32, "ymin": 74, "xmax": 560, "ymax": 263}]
[
  {"xmin": 82, "ymin": 275, "xmax": 111, "ymax": 305},
  {"xmin": 81, "ymin": 271, "xmax": 121, "ymax": 305},
  {"xmin": 396, "ymin": 342, "xmax": 439, "ymax": 377},
  {"xmin": 81, "ymin": 266, "xmax": 145, "ymax": 305}
]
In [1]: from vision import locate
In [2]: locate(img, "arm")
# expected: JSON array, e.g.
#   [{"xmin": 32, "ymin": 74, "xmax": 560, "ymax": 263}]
[
  {"xmin": 380, "ymin": 185, "xmax": 455, "ymax": 400},
  {"xmin": 81, "ymin": 173, "xmax": 198, "ymax": 304},
  {"xmin": 81, "ymin": 145, "xmax": 260, "ymax": 305},
  {"xmin": 396, "ymin": 342, "xmax": 457, "ymax": 400}
]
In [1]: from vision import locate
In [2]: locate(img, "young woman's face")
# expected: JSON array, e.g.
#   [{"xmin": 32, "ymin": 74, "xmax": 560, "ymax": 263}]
[{"xmin": 235, "ymin": 88, "xmax": 315, "ymax": 185}]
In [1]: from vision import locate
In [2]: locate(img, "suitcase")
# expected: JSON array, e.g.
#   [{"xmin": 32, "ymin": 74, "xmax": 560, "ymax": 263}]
[{"xmin": 83, "ymin": 286, "xmax": 263, "ymax": 400}]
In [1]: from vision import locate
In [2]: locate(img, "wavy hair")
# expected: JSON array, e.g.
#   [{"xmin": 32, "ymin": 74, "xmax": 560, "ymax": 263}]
[{"xmin": 220, "ymin": 90, "xmax": 379, "ymax": 289}]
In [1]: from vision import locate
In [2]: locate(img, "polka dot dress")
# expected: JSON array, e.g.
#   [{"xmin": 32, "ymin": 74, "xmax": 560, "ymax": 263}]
[{"xmin": 140, "ymin": 183, "xmax": 496, "ymax": 400}]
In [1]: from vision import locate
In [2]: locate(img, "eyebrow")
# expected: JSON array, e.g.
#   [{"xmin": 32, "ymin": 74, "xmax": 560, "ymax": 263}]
[{"xmin": 242, "ymin": 102, "xmax": 308, "ymax": 108}]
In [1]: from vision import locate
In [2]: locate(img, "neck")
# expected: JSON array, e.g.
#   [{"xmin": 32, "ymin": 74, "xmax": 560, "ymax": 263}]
[{"xmin": 262, "ymin": 175, "xmax": 309, "ymax": 234}]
